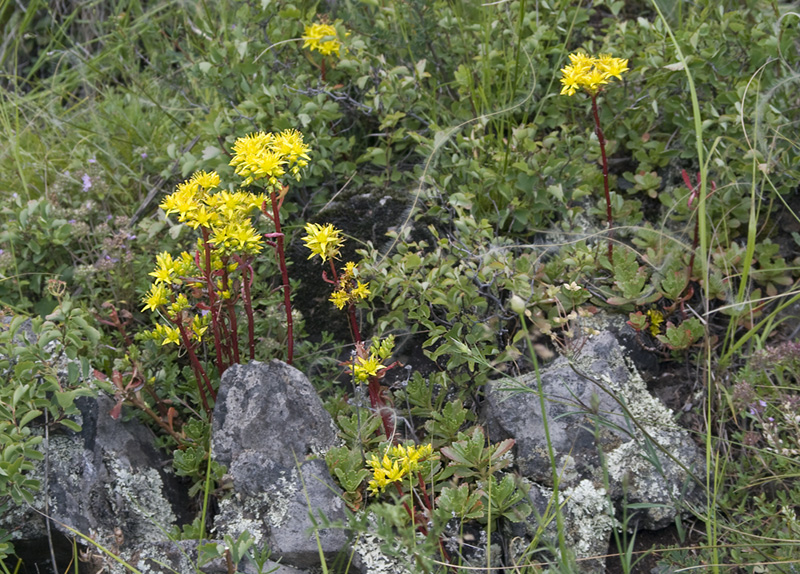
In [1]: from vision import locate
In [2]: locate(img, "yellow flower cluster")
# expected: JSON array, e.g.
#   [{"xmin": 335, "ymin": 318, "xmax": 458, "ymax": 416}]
[
  {"xmin": 330, "ymin": 261, "xmax": 370, "ymax": 311},
  {"xmin": 302, "ymin": 222, "xmax": 344, "ymax": 263},
  {"xmin": 229, "ymin": 130, "xmax": 311, "ymax": 187},
  {"xmin": 141, "ymin": 313, "xmax": 210, "ymax": 347},
  {"xmin": 350, "ymin": 335, "xmax": 393, "ymax": 384},
  {"xmin": 366, "ymin": 443, "xmax": 434, "ymax": 495},
  {"xmin": 646, "ymin": 308, "xmax": 665, "ymax": 336},
  {"xmin": 302, "ymin": 22, "xmax": 343, "ymax": 57},
  {"xmin": 559, "ymin": 52, "xmax": 629, "ymax": 96},
  {"xmin": 160, "ymin": 171, "xmax": 267, "ymax": 256}
]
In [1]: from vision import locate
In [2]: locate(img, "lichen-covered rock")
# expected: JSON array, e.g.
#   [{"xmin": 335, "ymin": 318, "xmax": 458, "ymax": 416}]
[
  {"xmin": 1, "ymin": 394, "xmax": 191, "ymax": 573},
  {"xmin": 212, "ymin": 360, "xmax": 349, "ymax": 570},
  {"xmin": 123, "ymin": 539, "xmax": 309, "ymax": 574},
  {"xmin": 486, "ymin": 331, "xmax": 704, "ymax": 570}
]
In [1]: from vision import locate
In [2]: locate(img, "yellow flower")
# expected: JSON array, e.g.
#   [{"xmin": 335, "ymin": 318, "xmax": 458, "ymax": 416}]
[
  {"xmin": 169, "ymin": 293, "xmax": 190, "ymax": 315},
  {"xmin": 142, "ymin": 283, "xmax": 170, "ymax": 312},
  {"xmin": 582, "ymin": 68, "xmax": 610, "ymax": 92},
  {"xmin": 160, "ymin": 179, "xmax": 200, "ymax": 220},
  {"xmin": 254, "ymin": 152, "xmax": 287, "ymax": 184},
  {"xmin": 302, "ymin": 222, "xmax": 344, "ymax": 263},
  {"xmin": 647, "ymin": 309, "xmax": 665, "ymax": 336},
  {"xmin": 366, "ymin": 454, "xmax": 406, "ymax": 495},
  {"xmin": 596, "ymin": 54, "xmax": 629, "ymax": 80},
  {"xmin": 161, "ymin": 325, "xmax": 181, "ymax": 346},
  {"xmin": 329, "ymin": 289, "xmax": 349, "ymax": 310},
  {"xmin": 191, "ymin": 313, "xmax": 209, "ymax": 341},
  {"xmin": 568, "ymin": 51, "xmax": 595, "ymax": 72},
  {"xmin": 185, "ymin": 204, "xmax": 217, "ymax": 230},
  {"xmin": 229, "ymin": 132, "xmax": 275, "ymax": 185},
  {"xmin": 366, "ymin": 443, "xmax": 434, "ymax": 496},
  {"xmin": 274, "ymin": 129, "xmax": 311, "ymax": 166},
  {"xmin": 149, "ymin": 252, "xmax": 176, "ymax": 284},
  {"xmin": 352, "ymin": 353, "xmax": 385, "ymax": 384},
  {"xmin": 351, "ymin": 280, "xmax": 370, "ymax": 300},
  {"xmin": 229, "ymin": 130, "xmax": 312, "ymax": 186},
  {"xmin": 559, "ymin": 65, "xmax": 583, "ymax": 96},
  {"xmin": 560, "ymin": 51, "xmax": 628, "ymax": 97},
  {"xmin": 227, "ymin": 221, "xmax": 264, "ymax": 255},
  {"xmin": 302, "ymin": 22, "xmax": 342, "ymax": 57},
  {"xmin": 191, "ymin": 170, "xmax": 221, "ymax": 190}
]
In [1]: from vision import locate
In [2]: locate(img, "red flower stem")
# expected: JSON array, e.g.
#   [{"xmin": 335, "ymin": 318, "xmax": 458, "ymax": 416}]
[
  {"xmin": 416, "ymin": 471, "xmax": 432, "ymax": 511},
  {"xmin": 221, "ymin": 265, "xmax": 240, "ymax": 365},
  {"xmin": 269, "ymin": 189, "xmax": 293, "ymax": 365},
  {"xmin": 591, "ymin": 93, "xmax": 614, "ymax": 265},
  {"xmin": 347, "ymin": 304, "xmax": 362, "ymax": 345},
  {"xmin": 201, "ymin": 228, "xmax": 227, "ymax": 375},
  {"xmin": 328, "ymin": 259, "xmax": 339, "ymax": 283},
  {"xmin": 176, "ymin": 320, "xmax": 213, "ymax": 415}
]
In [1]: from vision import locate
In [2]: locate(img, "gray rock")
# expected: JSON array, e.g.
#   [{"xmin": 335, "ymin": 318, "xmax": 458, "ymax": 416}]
[
  {"xmin": 119, "ymin": 539, "xmax": 309, "ymax": 574},
  {"xmin": 212, "ymin": 360, "xmax": 349, "ymax": 570},
  {"xmin": 1, "ymin": 394, "xmax": 192, "ymax": 573},
  {"xmin": 486, "ymin": 331, "xmax": 704, "ymax": 570}
]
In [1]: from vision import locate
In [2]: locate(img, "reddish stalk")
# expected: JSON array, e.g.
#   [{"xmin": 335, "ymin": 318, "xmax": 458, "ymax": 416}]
[
  {"xmin": 591, "ymin": 93, "xmax": 614, "ymax": 265},
  {"xmin": 201, "ymin": 228, "xmax": 227, "ymax": 374},
  {"xmin": 265, "ymin": 189, "xmax": 294, "ymax": 364},
  {"xmin": 347, "ymin": 304, "xmax": 362, "ymax": 346},
  {"xmin": 221, "ymin": 265, "xmax": 240, "ymax": 365},
  {"xmin": 175, "ymin": 319, "xmax": 213, "ymax": 415},
  {"xmin": 237, "ymin": 256, "xmax": 257, "ymax": 361}
]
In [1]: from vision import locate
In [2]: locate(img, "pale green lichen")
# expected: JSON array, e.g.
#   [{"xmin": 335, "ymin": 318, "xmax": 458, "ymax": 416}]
[
  {"xmin": 353, "ymin": 530, "xmax": 412, "ymax": 574},
  {"xmin": 560, "ymin": 479, "xmax": 618, "ymax": 559},
  {"xmin": 105, "ymin": 457, "xmax": 178, "ymax": 543}
]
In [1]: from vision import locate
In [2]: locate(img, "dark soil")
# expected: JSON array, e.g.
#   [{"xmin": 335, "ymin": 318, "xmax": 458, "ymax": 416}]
[{"xmin": 606, "ymin": 522, "xmax": 702, "ymax": 574}]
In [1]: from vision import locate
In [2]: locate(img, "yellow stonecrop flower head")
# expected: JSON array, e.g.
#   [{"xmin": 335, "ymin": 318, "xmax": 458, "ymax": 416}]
[
  {"xmin": 159, "ymin": 173, "xmax": 266, "ymax": 257},
  {"xmin": 302, "ymin": 222, "xmax": 344, "ymax": 263},
  {"xmin": 302, "ymin": 22, "xmax": 343, "ymax": 57},
  {"xmin": 142, "ymin": 283, "xmax": 170, "ymax": 312},
  {"xmin": 646, "ymin": 309, "xmax": 665, "ymax": 336},
  {"xmin": 229, "ymin": 129, "xmax": 311, "ymax": 186},
  {"xmin": 192, "ymin": 170, "xmax": 221, "ymax": 190},
  {"xmin": 352, "ymin": 353, "xmax": 384, "ymax": 384},
  {"xmin": 349, "ymin": 335, "xmax": 393, "ymax": 384},
  {"xmin": 366, "ymin": 443, "xmax": 434, "ymax": 495},
  {"xmin": 146, "ymin": 323, "xmax": 183, "ymax": 347},
  {"xmin": 149, "ymin": 251, "xmax": 177, "ymax": 285},
  {"xmin": 560, "ymin": 51, "xmax": 629, "ymax": 96},
  {"xmin": 329, "ymin": 261, "xmax": 370, "ymax": 310}
]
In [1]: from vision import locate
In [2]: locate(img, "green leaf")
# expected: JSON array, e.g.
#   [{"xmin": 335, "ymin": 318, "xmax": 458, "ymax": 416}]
[
  {"xmin": 18, "ymin": 409, "xmax": 42, "ymax": 428},
  {"xmin": 59, "ymin": 419, "xmax": 82, "ymax": 433},
  {"xmin": 12, "ymin": 384, "xmax": 29, "ymax": 409}
]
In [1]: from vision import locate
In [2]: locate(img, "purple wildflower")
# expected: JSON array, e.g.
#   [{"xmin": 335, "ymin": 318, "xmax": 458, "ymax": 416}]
[{"xmin": 82, "ymin": 173, "xmax": 92, "ymax": 192}]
